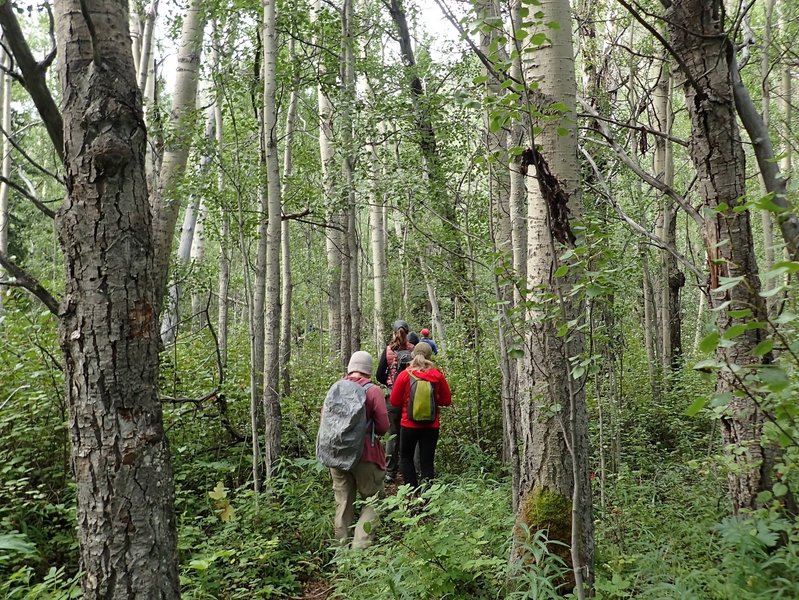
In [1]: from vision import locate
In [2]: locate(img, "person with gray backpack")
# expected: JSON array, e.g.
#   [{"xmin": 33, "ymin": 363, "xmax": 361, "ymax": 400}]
[{"xmin": 316, "ymin": 351, "xmax": 389, "ymax": 548}]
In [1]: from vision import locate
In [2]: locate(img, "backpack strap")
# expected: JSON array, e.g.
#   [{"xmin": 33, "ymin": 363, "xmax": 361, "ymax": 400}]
[{"xmin": 361, "ymin": 381, "xmax": 376, "ymax": 445}]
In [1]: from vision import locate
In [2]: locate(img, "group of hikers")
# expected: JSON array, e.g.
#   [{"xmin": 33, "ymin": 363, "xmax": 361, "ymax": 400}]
[{"xmin": 316, "ymin": 320, "xmax": 452, "ymax": 549}]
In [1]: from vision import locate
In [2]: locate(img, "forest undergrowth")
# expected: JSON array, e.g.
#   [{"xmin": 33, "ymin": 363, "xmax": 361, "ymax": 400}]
[{"xmin": 1, "ymin": 309, "xmax": 799, "ymax": 598}]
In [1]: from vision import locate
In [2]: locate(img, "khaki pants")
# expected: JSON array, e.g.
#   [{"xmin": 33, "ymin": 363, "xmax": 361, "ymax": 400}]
[{"xmin": 330, "ymin": 462, "xmax": 385, "ymax": 548}]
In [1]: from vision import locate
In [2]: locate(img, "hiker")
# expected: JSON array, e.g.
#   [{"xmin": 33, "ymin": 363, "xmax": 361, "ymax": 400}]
[
  {"xmin": 419, "ymin": 328, "xmax": 438, "ymax": 355},
  {"xmin": 376, "ymin": 319, "xmax": 415, "ymax": 483},
  {"xmin": 316, "ymin": 351, "xmax": 389, "ymax": 548},
  {"xmin": 408, "ymin": 331, "xmax": 420, "ymax": 345},
  {"xmin": 389, "ymin": 342, "xmax": 452, "ymax": 489}
]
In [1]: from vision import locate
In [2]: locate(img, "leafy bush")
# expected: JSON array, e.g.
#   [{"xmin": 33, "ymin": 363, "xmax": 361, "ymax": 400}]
[{"xmin": 330, "ymin": 476, "xmax": 512, "ymax": 599}]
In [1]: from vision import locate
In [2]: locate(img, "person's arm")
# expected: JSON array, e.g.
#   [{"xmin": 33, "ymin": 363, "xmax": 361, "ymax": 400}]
[
  {"xmin": 389, "ymin": 370, "xmax": 408, "ymax": 408},
  {"xmin": 435, "ymin": 374, "xmax": 452, "ymax": 407},
  {"xmin": 376, "ymin": 348, "xmax": 389, "ymax": 386},
  {"xmin": 367, "ymin": 387, "xmax": 390, "ymax": 435}
]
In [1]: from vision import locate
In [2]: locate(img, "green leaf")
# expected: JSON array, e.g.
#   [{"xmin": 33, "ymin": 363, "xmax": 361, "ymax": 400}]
[
  {"xmin": 0, "ymin": 534, "xmax": 36, "ymax": 555},
  {"xmin": 722, "ymin": 324, "xmax": 747, "ymax": 340},
  {"xmin": 773, "ymin": 482, "xmax": 788, "ymax": 497},
  {"xmin": 765, "ymin": 261, "xmax": 799, "ymax": 279},
  {"xmin": 508, "ymin": 348, "xmax": 524, "ymax": 359},
  {"xmin": 684, "ymin": 397, "xmax": 707, "ymax": 417},
  {"xmin": 751, "ymin": 339, "xmax": 774, "ymax": 357},
  {"xmin": 728, "ymin": 309, "xmax": 752, "ymax": 318},
  {"xmin": 554, "ymin": 264, "xmax": 569, "ymax": 277},
  {"xmin": 530, "ymin": 32, "xmax": 547, "ymax": 46},
  {"xmin": 760, "ymin": 284, "xmax": 785, "ymax": 298},
  {"xmin": 713, "ymin": 276, "xmax": 744, "ymax": 293},
  {"xmin": 698, "ymin": 331, "xmax": 720, "ymax": 354},
  {"xmin": 694, "ymin": 358, "xmax": 722, "ymax": 372},
  {"xmin": 759, "ymin": 366, "xmax": 789, "ymax": 391}
]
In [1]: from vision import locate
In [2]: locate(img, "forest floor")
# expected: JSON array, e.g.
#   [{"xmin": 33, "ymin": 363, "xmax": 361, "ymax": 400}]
[{"xmin": 294, "ymin": 473, "xmax": 405, "ymax": 599}]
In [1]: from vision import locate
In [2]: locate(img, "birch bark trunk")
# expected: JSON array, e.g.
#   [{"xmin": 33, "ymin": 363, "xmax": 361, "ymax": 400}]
[
  {"xmin": 151, "ymin": 0, "xmax": 206, "ymax": 313},
  {"xmin": 216, "ymin": 94, "xmax": 230, "ymax": 368},
  {"xmin": 189, "ymin": 198, "xmax": 208, "ymax": 330},
  {"xmin": 314, "ymin": 0, "xmax": 342, "ymax": 359},
  {"xmin": 280, "ymin": 38, "xmax": 299, "ymax": 397},
  {"xmin": 54, "ymin": 1, "xmax": 178, "ymax": 595},
  {"xmin": 760, "ymin": 0, "xmax": 776, "ymax": 285},
  {"xmin": 652, "ymin": 59, "xmax": 683, "ymax": 370},
  {"xmin": 339, "ymin": 0, "xmax": 358, "ymax": 359},
  {"xmin": 263, "ymin": 0, "xmax": 283, "ymax": 477},
  {"xmin": 514, "ymin": 0, "xmax": 593, "ymax": 590},
  {"xmin": 368, "ymin": 133, "xmax": 387, "ymax": 349},
  {"xmin": 161, "ymin": 108, "xmax": 217, "ymax": 344}
]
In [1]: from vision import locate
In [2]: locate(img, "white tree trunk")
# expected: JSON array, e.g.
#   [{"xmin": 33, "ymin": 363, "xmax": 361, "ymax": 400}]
[
  {"xmin": 189, "ymin": 199, "xmax": 208, "ymax": 329},
  {"xmin": 314, "ymin": 0, "xmax": 342, "ymax": 358},
  {"xmin": 263, "ymin": 0, "xmax": 283, "ymax": 477},
  {"xmin": 368, "ymin": 135, "xmax": 387, "ymax": 349},
  {"xmin": 515, "ymin": 0, "xmax": 593, "ymax": 590},
  {"xmin": 280, "ymin": 37, "xmax": 299, "ymax": 397},
  {"xmin": 341, "ymin": 0, "xmax": 360, "ymax": 358},
  {"xmin": 137, "ymin": 0, "xmax": 159, "ymax": 92},
  {"xmin": 151, "ymin": 0, "xmax": 206, "ymax": 312},
  {"xmin": 160, "ymin": 107, "xmax": 217, "ymax": 344},
  {"xmin": 129, "ymin": 1, "xmax": 142, "ymax": 78},
  {"xmin": 760, "ymin": 0, "xmax": 776, "ymax": 284},
  {"xmin": 213, "ymin": 43, "xmax": 229, "ymax": 368}
]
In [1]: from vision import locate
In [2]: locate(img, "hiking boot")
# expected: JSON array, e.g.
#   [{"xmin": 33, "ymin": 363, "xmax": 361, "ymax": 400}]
[{"xmin": 385, "ymin": 473, "xmax": 397, "ymax": 484}]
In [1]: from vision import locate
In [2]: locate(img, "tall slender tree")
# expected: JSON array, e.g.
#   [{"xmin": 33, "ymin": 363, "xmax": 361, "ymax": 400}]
[
  {"xmin": 514, "ymin": 0, "xmax": 594, "ymax": 591},
  {"xmin": 263, "ymin": 0, "xmax": 283, "ymax": 476}
]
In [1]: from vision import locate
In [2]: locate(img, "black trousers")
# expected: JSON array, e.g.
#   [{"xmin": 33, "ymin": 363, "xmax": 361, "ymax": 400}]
[
  {"xmin": 385, "ymin": 399, "xmax": 402, "ymax": 477},
  {"xmin": 399, "ymin": 426, "xmax": 439, "ymax": 489}
]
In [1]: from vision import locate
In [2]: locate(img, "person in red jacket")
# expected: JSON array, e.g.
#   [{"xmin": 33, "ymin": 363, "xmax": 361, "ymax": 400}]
[
  {"xmin": 329, "ymin": 351, "xmax": 389, "ymax": 548},
  {"xmin": 389, "ymin": 342, "xmax": 452, "ymax": 489}
]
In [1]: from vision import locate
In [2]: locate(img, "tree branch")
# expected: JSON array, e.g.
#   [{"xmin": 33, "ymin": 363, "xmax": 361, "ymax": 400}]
[
  {"xmin": 580, "ymin": 147, "xmax": 706, "ymax": 283},
  {"xmin": 579, "ymin": 98, "xmax": 705, "ymax": 230},
  {"xmin": 0, "ymin": 251, "xmax": 60, "ymax": 315},
  {"xmin": 0, "ymin": 2, "xmax": 63, "ymax": 159},
  {"xmin": 727, "ymin": 40, "xmax": 799, "ymax": 262},
  {"xmin": 0, "ymin": 175, "xmax": 55, "ymax": 218}
]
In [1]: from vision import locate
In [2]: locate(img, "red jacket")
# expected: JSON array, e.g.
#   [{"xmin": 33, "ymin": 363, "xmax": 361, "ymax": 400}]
[
  {"xmin": 389, "ymin": 367, "xmax": 452, "ymax": 429},
  {"xmin": 345, "ymin": 374, "xmax": 390, "ymax": 469}
]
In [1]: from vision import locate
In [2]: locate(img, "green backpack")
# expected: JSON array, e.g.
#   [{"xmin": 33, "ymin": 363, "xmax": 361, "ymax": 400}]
[{"xmin": 408, "ymin": 372, "xmax": 437, "ymax": 423}]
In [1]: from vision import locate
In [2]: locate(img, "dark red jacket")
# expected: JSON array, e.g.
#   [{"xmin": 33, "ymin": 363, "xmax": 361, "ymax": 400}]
[
  {"xmin": 345, "ymin": 374, "xmax": 389, "ymax": 469},
  {"xmin": 389, "ymin": 367, "xmax": 452, "ymax": 428}
]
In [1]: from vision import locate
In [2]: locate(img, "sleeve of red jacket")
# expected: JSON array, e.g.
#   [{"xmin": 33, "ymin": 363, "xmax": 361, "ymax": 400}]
[
  {"xmin": 366, "ymin": 386, "xmax": 389, "ymax": 435},
  {"xmin": 389, "ymin": 370, "xmax": 409, "ymax": 409},
  {"xmin": 435, "ymin": 373, "xmax": 452, "ymax": 407}
]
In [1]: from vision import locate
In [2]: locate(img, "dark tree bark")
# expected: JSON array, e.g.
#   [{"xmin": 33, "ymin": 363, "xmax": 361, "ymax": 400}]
[
  {"xmin": 667, "ymin": 0, "xmax": 782, "ymax": 514},
  {"xmin": 54, "ymin": 1, "xmax": 179, "ymax": 597}
]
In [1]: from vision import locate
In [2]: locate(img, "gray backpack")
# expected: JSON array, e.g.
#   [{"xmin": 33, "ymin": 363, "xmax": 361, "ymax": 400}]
[{"xmin": 316, "ymin": 380, "xmax": 375, "ymax": 471}]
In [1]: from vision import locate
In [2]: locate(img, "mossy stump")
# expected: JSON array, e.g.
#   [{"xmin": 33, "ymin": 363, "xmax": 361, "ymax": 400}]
[{"xmin": 515, "ymin": 485, "xmax": 575, "ymax": 594}]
